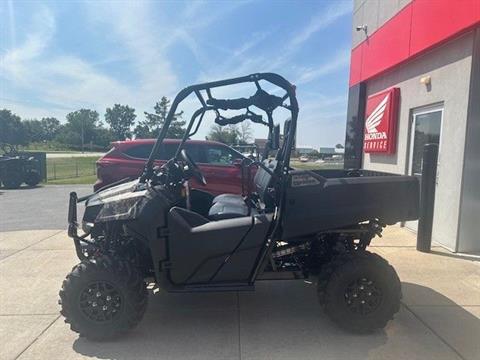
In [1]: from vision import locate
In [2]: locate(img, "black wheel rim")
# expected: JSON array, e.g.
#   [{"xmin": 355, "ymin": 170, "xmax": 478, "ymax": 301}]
[
  {"xmin": 344, "ymin": 277, "xmax": 383, "ymax": 315},
  {"xmin": 79, "ymin": 281, "xmax": 123, "ymax": 322}
]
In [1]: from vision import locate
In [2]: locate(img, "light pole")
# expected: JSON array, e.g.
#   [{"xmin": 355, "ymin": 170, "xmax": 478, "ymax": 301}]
[{"xmin": 81, "ymin": 117, "xmax": 84, "ymax": 153}]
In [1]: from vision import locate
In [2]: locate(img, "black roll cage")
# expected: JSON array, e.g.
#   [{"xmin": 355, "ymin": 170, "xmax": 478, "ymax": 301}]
[
  {"xmin": 139, "ymin": 73, "xmax": 298, "ymax": 284},
  {"xmin": 140, "ymin": 73, "xmax": 299, "ymax": 182}
]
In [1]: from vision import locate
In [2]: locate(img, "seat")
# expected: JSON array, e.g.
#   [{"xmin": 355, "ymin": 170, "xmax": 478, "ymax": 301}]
[
  {"xmin": 212, "ymin": 193, "xmax": 244, "ymax": 205},
  {"xmin": 208, "ymin": 159, "xmax": 276, "ymax": 221},
  {"xmin": 208, "ymin": 201, "xmax": 251, "ymax": 221}
]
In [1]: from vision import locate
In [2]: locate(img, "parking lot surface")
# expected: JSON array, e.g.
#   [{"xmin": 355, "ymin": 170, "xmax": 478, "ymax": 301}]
[
  {"xmin": 0, "ymin": 187, "xmax": 479, "ymax": 360},
  {"xmin": 0, "ymin": 185, "xmax": 91, "ymax": 232}
]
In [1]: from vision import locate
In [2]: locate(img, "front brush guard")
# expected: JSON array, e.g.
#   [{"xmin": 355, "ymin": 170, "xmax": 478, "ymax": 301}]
[{"xmin": 68, "ymin": 192, "xmax": 98, "ymax": 261}]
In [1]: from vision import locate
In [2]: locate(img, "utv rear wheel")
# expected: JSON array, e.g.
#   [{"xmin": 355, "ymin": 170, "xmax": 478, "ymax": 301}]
[
  {"xmin": 2, "ymin": 170, "xmax": 23, "ymax": 189},
  {"xmin": 318, "ymin": 251, "xmax": 401, "ymax": 333},
  {"xmin": 59, "ymin": 256, "xmax": 148, "ymax": 341},
  {"xmin": 24, "ymin": 170, "xmax": 41, "ymax": 187}
]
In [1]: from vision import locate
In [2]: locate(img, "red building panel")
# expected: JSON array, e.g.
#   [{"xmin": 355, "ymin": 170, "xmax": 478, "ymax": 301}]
[
  {"xmin": 349, "ymin": 46, "xmax": 363, "ymax": 85},
  {"xmin": 349, "ymin": 0, "xmax": 480, "ymax": 86},
  {"xmin": 361, "ymin": 4, "xmax": 412, "ymax": 80},
  {"xmin": 410, "ymin": 0, "xmax": 480, "ymax": 56}
]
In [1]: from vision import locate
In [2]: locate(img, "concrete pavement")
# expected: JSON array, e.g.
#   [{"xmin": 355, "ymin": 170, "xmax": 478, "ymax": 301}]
[{"xmin": 0, "ymin": 226, "xmax": 479, "ymax": 360}]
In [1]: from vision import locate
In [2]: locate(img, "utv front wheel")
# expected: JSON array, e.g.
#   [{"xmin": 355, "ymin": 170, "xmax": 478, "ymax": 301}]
[
  {"xmin": 318, "ymin": 251, "xmax": 401, "ymax": 333},
  {"xmin": 59, "ymin": 256, "xmax": 148, "ymax": 341}
]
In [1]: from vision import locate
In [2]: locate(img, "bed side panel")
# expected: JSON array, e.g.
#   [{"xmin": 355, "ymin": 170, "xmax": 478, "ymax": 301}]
[{"xmin": 282, "ymin": 170, "xmax": 419, "ymax": 239}]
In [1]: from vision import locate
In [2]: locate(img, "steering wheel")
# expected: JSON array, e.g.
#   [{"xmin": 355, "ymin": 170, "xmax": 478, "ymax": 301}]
[{"xmin": 180, "ymin": 149, "xmax": 207, "ymax": 185}]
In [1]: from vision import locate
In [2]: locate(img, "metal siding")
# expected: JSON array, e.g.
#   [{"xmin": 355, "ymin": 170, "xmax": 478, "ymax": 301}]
[
  {"xmin": 410, "ymin": 0, "xmax": 480, "ymax": 56},
  {"xmin": 350, "ymin": 0, "xmax": 480, "ymax": 85},
  {"xmin": 362, "ymin": 33, "xmax": 474, "ymax": 251},
  {"xmin": 457, "ymin": 28, "xmax": 480, "ymax": 253},
  {"xmin": 361, "ymin": 4, "xmax": 413, "ymax": 80}
]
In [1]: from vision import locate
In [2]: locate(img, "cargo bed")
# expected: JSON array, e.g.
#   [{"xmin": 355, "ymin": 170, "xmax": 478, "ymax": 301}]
[{"xmin": 282, "ymin": 169, "xmax": 419, "ymax": 239}]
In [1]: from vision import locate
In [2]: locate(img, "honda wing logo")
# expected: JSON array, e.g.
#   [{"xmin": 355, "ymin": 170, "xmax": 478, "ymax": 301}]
[
  {"xmin": 363, "ymin": 87, "xmax": 399, "ymax": 154},
  {"xmin": 365, "ymin": 94, "xmax": 389, "ymax": 134}
]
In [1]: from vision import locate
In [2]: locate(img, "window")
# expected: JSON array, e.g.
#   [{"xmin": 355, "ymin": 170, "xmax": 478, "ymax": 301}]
[
  {"xmin": 204, "ymin": 145, "xmax": 241, "ymax": 165},
  {"xmin": 409, "ymin": 107, "xmax": 442, "ymax": 176},
  {"xmin": 123, "ymin": 143, "xmax": 176, "ymax": 160},
  {"xmin": 183, "ymin": 144, "xmax": 202, "ymax": 163},
  {"xmin": 123, "ymin": 144, "xmax": 153, "ymax": 159},
  {"xmin": 160, "ymin": 143, "xmax": 177, "ymax": 160}
]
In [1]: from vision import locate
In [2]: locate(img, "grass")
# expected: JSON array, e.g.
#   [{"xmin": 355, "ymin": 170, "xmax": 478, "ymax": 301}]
[{"xmin": 46, "ymin": 156, "xmax": 99, "ymax": 184}]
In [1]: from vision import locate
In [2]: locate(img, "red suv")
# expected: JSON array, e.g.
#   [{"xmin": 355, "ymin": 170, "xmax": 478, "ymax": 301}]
[{"xmin": 95, "ymin": 139, "xmax": 254, "ymax": 195}]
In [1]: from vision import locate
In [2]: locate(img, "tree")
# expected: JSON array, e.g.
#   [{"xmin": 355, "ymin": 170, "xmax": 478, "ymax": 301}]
[
  {"xmin": 23, "ymin": 119, "xmax": 45, "ymax": 143},
  {"xmin": 105, "ymin": 104, "xmax": 136, "ymax": 140},
  {"xmin": 132, "ymin": 123, "xmax": 151, "ymax": 139},
  {"xmin": 20, "ymin": 117, "xmax": 60, "ymax": 143},
  {"xmin": 239, "ymin": 121, "xmax": 253, "ymax": 144},
  {"xmin": 93, "ymin": 127, "xmax": 116, "ymax": 148},
  {"xmin": 60, "ymin": 109, "xmax": 100, "ymax": 150},
  {"xmin": 335, "ymin": 143, "xmax": 344, "ymax": 149},
  {"xmin": 41, "ymin": 117, "xmax": 60, "ymax": 141},
  {"xmin": 0, "ymin": 109, "xmax": 26, "ymax": 145},
  {"xmin": 207, "ymin": 124, "xmax": 240, "ymax": 145},
  {"xmin": 135, "ymin": 97, "xmax": 184, "ymax": 139}
]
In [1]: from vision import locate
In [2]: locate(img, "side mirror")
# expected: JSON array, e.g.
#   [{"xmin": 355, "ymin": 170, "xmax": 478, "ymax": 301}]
[{"xmin": 271, "ymin": 124, "xmax": 280, "ymax": 150}]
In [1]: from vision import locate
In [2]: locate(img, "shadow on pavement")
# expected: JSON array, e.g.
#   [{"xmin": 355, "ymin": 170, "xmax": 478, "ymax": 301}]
[
  {"xmin": 401, "ymin": 282, "xmax": 480, "ymax": 360},
  {"xmin": 71, "ymin": 281, "xmax": 388, "ymax": 360},
  {"xmin": 71, "ymin": 281, "xmax": 479, "ymax": 360}
]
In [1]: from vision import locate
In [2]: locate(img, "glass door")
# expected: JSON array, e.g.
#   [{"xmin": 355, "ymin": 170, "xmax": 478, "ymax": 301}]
[{"xmin": 406, "ymin": 105, "xmax": 443, "ymax": 231}]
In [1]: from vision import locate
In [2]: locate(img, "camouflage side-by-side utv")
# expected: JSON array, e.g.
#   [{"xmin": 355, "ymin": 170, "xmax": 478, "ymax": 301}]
[{"xmin": 60, "ymin": 73, "xmax": 419, "ymax": 341}]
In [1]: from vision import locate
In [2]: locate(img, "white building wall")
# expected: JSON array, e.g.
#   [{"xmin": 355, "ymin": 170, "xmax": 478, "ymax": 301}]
[{"xmin": 362, "ymin": 32, "xmax": 474, "ymax": 250}]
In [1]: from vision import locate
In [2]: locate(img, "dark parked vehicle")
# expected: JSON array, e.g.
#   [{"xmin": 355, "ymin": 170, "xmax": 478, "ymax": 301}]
[
  {"xmin": 95, "ymin": 139, "xmax": 253, "ymax": 195},
  {"xmin": 60, "ymin": 73, "xmax": 419, "ymax": 340},
  {"xmin": 0, "ymin": 144, "xmax": 41, "ymax": 189}
]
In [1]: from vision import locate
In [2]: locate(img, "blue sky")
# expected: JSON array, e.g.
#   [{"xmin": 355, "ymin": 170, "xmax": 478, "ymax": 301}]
[{"xmin": 0, "ymin": 0, "xmax": 353, "ymax": 148}]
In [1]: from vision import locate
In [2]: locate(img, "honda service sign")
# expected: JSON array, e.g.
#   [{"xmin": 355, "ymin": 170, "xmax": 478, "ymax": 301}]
[{"xmin": 363, "ymin": 88, "xmax": 400, "ymax": 154}]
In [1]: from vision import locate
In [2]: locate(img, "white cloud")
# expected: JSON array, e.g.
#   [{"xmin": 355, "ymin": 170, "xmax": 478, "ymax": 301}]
[
  {"xmin": 289, "ymin": 1, "xmax": 351, "ymax": 49},
  {"xmin": 6, "ymin": 0, "xmax": 17, "ymax": 49},
  {"xmin": 0, "ymin": 96, "xmax": 70, "ymax": 120},
  {"xmin": 1, "ymin": 2, "xmax": 181, "ymax": 123},
  {"xmin": 0, "ymin": 7, "xmax": 139, "ymax": 117},
  {"xmin": 84, "ymin": 1, "xmax": 178, "ymax": 98},
  {"xmin": 232, "ymin": 31, "xmax": 271, "ymax": 57},
  {"xmin": 0, "ymin": 0, "xmax": 351, "ymax": 147},
  {"xmin": 1, "ymin": 7, "xmax": 54, "ymax": 84},
  {"xmin": 200, "ymin": 2, "xmax": 351, "ymax": 82},
  {"xmin": 295, "ymin": 48, "xmax": 350, "ymax": 85},
  {"xmin": 185, "ymin": 0, "xmax": 254, "ymax": 31}
]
